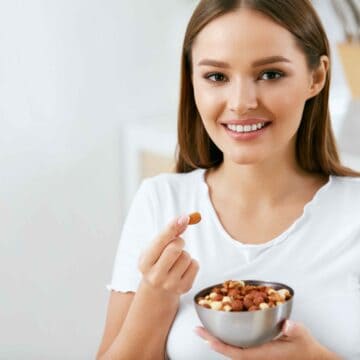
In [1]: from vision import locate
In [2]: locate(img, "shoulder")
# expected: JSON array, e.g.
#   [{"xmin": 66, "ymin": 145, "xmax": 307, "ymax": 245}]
[
  {"xmin": 326, "ymin": 175, "xmax": 360, "ymax": 209},
  {"xmin": 141, "ymin": 169, "xmax": 205, "ymax": 192},
  {"xmin": 330, "ymin": 175, "xmax": 360, "ymax": 192},
  {"xmin": 137, "ymin": 169, "xmax": 206, "ymax": 214},
  {"xmin": 135, "ymin": 169, "xmax": 207, "ymax": 226}
]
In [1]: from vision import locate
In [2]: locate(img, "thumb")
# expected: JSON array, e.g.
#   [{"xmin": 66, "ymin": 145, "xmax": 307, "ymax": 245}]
[
  {"xmin": 139, "ymin": 214, "xmax": 190, "ymax": 272},
  {"xmin": 159, "ymin": 214, "xmax": 190, "ymax": 244},
  {"xmin": 282, "ymin": 320, "xmax": 307, "ymax": 339},
  {"xmin": 162, "ymin": 212, "xmax": 201, "ymax": 240},
  {"xmin": 171, "ymin": 214, "xmax": 190, "ymax": 237}
]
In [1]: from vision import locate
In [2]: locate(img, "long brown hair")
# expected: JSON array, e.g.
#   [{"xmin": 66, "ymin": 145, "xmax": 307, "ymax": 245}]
[{"xmin": 175, "ymin": 0, "xmax": 359, "ymax": 176}]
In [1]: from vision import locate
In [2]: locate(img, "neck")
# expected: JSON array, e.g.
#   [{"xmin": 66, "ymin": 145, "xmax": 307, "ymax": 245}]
[{"xmin": 207, "ymin": 153, "xmax": 315, "ymax": 208}]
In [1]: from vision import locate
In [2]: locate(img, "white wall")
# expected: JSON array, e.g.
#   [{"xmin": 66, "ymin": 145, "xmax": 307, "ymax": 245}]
[{"xmin": 0, "ymin": 1, "xmax": 196, "ymax": 358}]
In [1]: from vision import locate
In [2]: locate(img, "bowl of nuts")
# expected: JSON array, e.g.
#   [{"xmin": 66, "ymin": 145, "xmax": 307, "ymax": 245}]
[{"xmin": 194, "ymin": 280, "xmax": 294, "ymax": 347}]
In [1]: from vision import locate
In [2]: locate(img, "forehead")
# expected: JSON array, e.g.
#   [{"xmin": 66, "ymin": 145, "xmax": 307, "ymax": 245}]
[{"xmin": 192, "ymin": 8, "xmax": 302, "ymax": 64}]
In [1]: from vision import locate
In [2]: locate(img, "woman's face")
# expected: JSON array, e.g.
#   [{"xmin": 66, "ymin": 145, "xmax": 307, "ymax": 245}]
[{"xmin": 191, "ymin": 8, "xmax": 319, "ymax": 166}]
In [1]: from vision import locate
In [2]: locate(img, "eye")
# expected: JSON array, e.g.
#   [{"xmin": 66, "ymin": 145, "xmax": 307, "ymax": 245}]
[
  {"xmin": 259, "ymin": 70, "xmax": 284, "ymax": 81},
  {"xmin": 204, "ymin": 72, "xmax": 227, "ymax": 82}
]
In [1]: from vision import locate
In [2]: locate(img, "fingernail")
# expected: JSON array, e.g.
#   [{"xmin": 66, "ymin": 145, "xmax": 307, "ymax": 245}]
[{"xmin": 177, "ymin": 214, "xmax": 190, "ymax": 226}]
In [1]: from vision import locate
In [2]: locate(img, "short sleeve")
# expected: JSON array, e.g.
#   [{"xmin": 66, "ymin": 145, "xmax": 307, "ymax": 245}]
[{"xmin": 107, "ymin": 179, "xmax": 157, "ymax": 292}]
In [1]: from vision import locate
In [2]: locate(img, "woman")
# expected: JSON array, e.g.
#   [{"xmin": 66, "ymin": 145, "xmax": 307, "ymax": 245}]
[{"xmin": 97, "ymin": 0, "xmax": 360, "ymax": 359}]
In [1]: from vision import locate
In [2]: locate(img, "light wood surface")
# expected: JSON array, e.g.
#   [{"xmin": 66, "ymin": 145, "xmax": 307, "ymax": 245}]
[
  {"xmin": 337, "ymin": 42, "xmax": 360, "ymax": 99},
  {"xmin": 140, "ymin": 151, "xmax": 175, "ymax": 179}
]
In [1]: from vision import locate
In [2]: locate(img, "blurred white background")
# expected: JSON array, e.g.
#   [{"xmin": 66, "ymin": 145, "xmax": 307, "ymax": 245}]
[{"xmin": 0, "ymin": 1, "xmax": 358, "ymax": 359}]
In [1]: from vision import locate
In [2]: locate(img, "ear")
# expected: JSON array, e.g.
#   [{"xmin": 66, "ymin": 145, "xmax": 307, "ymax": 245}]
[{"xmin": 307, "ymin": 55, "xmax": 329, "ymax": 99}]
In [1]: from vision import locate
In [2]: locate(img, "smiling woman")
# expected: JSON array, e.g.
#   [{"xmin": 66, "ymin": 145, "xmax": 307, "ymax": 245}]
[
  {"xmin": 97, "ymin": 1, "xmax": 360, "ymax": 360},
  {"xmin": 178, "ymin": 1, "xmax": 358, "ymax": 175},
  {"xmin": 190, "ymin": 7, "xmax": 325, "ymax": 167}
]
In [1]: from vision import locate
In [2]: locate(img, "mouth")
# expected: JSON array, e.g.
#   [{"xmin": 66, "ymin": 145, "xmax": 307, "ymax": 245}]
[
  {"xmin": 223, "ymin": 121, "xmax": 270, "ymax": 133},
  {"xmin": 221, "ymin": 121, "xmax": 272, "ymax": 134}
]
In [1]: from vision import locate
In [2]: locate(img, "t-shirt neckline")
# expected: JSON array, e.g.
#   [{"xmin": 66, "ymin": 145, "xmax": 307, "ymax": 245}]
[{"xmin": 197, "ymin": 168, "xmax": 332, "ymax": 250}]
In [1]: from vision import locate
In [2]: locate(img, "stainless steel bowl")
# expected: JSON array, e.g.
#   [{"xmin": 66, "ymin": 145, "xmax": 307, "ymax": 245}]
[{"xmin": 194, "ymin": 280, "xmax": 294, "ymax": 348}]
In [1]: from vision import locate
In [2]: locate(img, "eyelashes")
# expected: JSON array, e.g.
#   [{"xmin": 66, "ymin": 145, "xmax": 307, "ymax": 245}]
[
  {"xmin": 259, "ymin": 70, "xmax": 284, "ymax": 80},
  {"xmin": 204, "ymin": 73, "xmax": 227, "ymax": 82},
  {"xmin": 203, "ymin": 70, "xmax": 285, "ymax": 83}
]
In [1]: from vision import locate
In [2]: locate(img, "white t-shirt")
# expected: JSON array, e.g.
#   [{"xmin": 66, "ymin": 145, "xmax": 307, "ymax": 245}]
[{"xmin": 107, "ymin": 169, "xmax": 360, "ymax": 359}]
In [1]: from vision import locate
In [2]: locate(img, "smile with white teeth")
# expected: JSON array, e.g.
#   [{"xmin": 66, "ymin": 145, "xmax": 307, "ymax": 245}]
[{"xmin": 226, "ymin": 122, "xmax": 266, "ymax": 133}]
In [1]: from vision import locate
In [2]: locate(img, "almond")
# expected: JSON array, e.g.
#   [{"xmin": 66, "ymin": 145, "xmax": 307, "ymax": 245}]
[{"xmin": 189, "ymin": 212, "xmax": 201, "ymax": 225}]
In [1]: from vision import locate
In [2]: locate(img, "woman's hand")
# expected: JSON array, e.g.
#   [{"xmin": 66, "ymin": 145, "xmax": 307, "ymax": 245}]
[
  {"xmin": 138, "ymin": 214, "xmax": 199, "ymax": 297},
  {"xmin": 195, "ymin": 320, "xmax": 341, "ymax": 360}
]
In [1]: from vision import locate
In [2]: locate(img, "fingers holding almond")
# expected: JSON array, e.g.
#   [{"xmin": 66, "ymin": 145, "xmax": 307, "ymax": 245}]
[
  {"xmin": 139, "ymin": 212, "xmax": 201, "ymax": 272},
  {"xmin": 179, "ymin": 259, "xmax": 200, "ymax": 293},
  {"xmin": 138, "ymin": 217, "xmax": 188, "ymax": 272},
  {"xmin": 144, "ymin": 241, "xmax": 194, "ymax": 293},
  {"xmin": 138, "ymin": 213, "xmax": 201, "ymax": 295},
  {"xmin": 168, "ymin": 250, "xmax": 192, "ymax": 278},
  {"xmin": 153, "ymin": 238, "xmax": 186, "ymax": 273}
]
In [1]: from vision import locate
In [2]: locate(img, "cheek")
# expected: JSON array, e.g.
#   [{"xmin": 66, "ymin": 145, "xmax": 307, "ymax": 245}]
[
  {"xmin": 261, "ymin": 82, "xmax": 308, "ymax": 127},
  {"xmin": 193, "ymin": 85, "xmax": 224, "ymax": 123}
]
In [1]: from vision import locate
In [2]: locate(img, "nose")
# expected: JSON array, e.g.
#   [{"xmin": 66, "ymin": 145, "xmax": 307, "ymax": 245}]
[{"xmin": 228, "ymin": 78, "xmax": 258, "ymax": 114}]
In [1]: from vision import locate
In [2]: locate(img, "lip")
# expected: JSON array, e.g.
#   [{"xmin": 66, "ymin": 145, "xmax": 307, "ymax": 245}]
[{"xmin": 222, "ymin": 121, "xmax": 271, "ymax": 141}]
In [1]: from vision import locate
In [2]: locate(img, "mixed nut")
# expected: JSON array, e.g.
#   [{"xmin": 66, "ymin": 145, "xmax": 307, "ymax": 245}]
[
  {"xmin": 188, "ymin": 212, "xmax": 201, "ymax": 225},
  {"xmin": 196, "ymin": 280, "xmax": 292, "ymax": 312}
]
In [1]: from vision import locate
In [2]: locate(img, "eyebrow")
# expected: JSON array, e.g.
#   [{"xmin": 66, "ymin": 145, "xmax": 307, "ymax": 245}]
[{"xmin": 197, "ymin": 56, "xmax": 291, "ymax": 68}]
